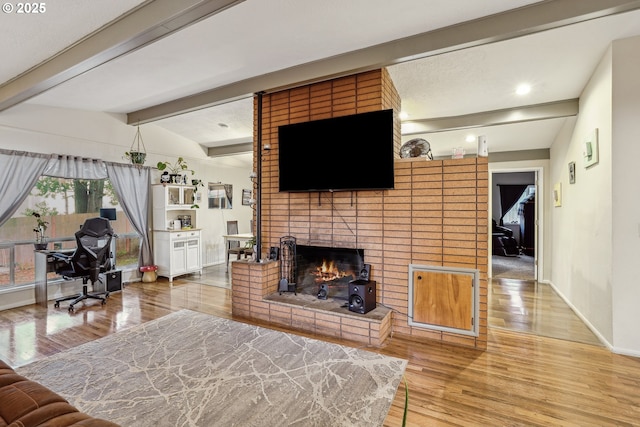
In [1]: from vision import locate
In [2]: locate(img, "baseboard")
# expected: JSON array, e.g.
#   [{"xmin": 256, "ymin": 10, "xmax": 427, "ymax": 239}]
[{"xmin": 545, "ymin": 279, "xmax": 612, "ymax": 351}]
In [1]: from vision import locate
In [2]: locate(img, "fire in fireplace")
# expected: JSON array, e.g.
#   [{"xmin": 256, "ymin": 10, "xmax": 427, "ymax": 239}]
[{"xmin": 296, "ymin": 245, "xmax": 364, "ymax": 300}]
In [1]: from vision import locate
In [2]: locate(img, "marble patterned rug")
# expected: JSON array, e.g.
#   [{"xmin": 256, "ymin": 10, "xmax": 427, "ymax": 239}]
[{"xmin": 17, "ymin": 310, "xmax": 406, "ymax": 427}]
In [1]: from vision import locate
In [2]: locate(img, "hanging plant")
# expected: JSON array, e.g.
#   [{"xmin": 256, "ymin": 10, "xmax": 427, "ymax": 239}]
[
  {"xmin": 125, "ymin": 125, "xmax": 147, "ymax": 167},
  {"xmin": 125, "ymin": 151, "xmax": 146, "ymax": 165}
]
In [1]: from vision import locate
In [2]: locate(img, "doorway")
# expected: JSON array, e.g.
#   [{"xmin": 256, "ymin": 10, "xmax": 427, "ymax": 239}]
[{"xmin": 490, "ymin": 170, "xmax": 538, "ymax": 281}]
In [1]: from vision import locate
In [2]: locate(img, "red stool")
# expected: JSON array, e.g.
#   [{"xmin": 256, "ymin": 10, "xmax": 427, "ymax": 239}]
[{"xmin": 140, "ymin": 265, "xmax": 158, "ymax": 283}]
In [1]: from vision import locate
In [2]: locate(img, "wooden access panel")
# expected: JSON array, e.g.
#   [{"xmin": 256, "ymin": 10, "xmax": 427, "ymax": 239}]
[{"xmin": 412, "ymin": 269, "xmax": 473, "ymax": 331}]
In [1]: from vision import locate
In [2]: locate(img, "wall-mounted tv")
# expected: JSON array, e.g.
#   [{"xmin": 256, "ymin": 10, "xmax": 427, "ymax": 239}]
[{"xmin": 278, "ymin": 109, "xmax": 395, "ymax": 192}]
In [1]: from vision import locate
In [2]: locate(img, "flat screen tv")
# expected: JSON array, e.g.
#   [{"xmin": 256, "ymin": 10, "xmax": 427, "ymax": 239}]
[{"xmin": 278, "ymin": 109, "xmax": 395, "ymax": 192}]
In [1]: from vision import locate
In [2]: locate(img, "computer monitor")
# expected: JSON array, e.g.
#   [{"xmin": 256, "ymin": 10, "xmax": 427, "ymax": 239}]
[{"xmin": 99, "ymin": 208, "xmax": 117, "ymax": 221}]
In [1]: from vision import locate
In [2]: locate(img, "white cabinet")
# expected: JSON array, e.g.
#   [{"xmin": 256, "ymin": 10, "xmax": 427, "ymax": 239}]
[
  {"xmin": 152, "ymin": 184, "xmax": 197, "ymax": 230},
  {"xmin": 154, "ymin": 230, "xmax": 202, "ymax": 282},
  {"xmin": 186, "ymin": 239, "xmax": 200, "ymax": 271},
  {"xmin": 152, "ymin": 184, "xmax": 202, "ymax": 282}
]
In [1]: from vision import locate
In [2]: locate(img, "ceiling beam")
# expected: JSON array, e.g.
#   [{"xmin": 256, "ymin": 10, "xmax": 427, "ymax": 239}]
[
  {"xmin": 0, "ymin": 0, "xmax": 245, "ymax": 112},
  {"xmin": 488, "ymin": 149, "xmax": 551, "ymax": 162},
  {"xmin": 207, "ymin": 142, "xmax": 253, "ymax": 157},
  {"xmin": 127, "ymin": 0, "xmax": 640, "ymax": 124},
  {"xmin": 402, "ymin": 99, "xmax": 579, "ymax": 135}
]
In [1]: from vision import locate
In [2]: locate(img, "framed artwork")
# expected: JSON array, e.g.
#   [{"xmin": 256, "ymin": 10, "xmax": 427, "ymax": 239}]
[
  {"xmin": 568, "ymin": 161, "xmax": 576, "ymax": 184},
  {"xmin": 242, "ymin": 189, "xmax": 252, "ymax": 206}
]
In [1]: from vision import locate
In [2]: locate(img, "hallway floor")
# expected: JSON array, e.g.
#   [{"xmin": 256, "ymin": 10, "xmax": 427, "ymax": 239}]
[{"xmin": 489, "ymin": 278, "xmax": 602, "ymax": 346}]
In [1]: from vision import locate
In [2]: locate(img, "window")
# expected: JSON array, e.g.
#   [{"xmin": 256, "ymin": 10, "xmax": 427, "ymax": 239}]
[
  {"xmin": 0, "ymin": 177, "xmax": 140, "ymax": 289},
  {"xmin": 502, "ymin": 185, "xmax": 535, "ymax": 224}
]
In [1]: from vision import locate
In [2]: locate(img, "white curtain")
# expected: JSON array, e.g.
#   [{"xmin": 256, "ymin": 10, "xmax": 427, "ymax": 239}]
[
  {"xmin": 44, "ymin": 154, "xmax": 108, "ymax": 179},
  {"xmin": 0, "ymin": 150, "xmax": 153, "ymax": 267},
  {"xmin": 0, "ymin": 149, "xmax": 50, "ymax": 226},
  {"xmin": 106, "ymin": 162, "xmax": 153, "ymax": 266}
]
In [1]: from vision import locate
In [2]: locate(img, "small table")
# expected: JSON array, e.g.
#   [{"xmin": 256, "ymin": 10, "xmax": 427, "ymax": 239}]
[
  {"xmin": 34, "ymin": 249, "xmax": 74, "ymax": 307},
  {"xmin": 223, "ymin": 233, "xmax": 254, "ymax": 272}
]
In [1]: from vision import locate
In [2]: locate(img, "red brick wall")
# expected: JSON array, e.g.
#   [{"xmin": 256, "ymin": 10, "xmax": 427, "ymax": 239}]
[{"xmin": 248, "ymin": 69, "xmax": 488, "ymax": 349}]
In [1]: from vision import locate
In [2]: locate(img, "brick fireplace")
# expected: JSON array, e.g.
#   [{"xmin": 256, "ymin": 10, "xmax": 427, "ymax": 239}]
[
  {"xmin": 296, "ymin": 244, "xmax": 364, "ymax": 300},
  {"xmin": 231, "ymin": 68, "xmax": 488, "ymax": 350}
]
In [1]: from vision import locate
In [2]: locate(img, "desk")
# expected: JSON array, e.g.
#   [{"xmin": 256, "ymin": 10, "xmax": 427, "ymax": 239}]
[
  {"xmin": 223, "ymin": 233, "xmax": 254, "ymax": 272},
  {"xmin": 34, "ymin": 249, "xmax": 73, "ymax": 307},
  {"xmin": 34, "ymin": 249, "xmax": 118, "ymax": 307}
]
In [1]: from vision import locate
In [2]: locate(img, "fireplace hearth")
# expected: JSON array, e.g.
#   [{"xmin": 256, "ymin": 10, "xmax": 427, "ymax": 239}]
[{"xmin": 295, "ymin": 245, "xmax": 364, "ymax": 300}]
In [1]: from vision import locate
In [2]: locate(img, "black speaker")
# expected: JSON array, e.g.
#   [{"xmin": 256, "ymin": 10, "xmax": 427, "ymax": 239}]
[
  {"xmin": 359, "ymin": 263, "xmax": 371, "ymax": 281},
  {"xmin": 269, "ymin": 246, "xmax": 279, "ymax": 261},
  {"xmin": 104, "ymin": 270, "xmax": 122, "ymax": 292},
  {"xmin": 348, "ymin": 280, "xmax": 376, "ymax": 314},
  {"xmin": 317, "ymin": 283, "xmax": 328, "ymax": 300}
]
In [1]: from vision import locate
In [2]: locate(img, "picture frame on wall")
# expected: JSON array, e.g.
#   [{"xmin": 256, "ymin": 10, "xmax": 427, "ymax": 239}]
[
  {"xmin": 242, "ymin": 189, "xmax": 252, "ymax": 206},
  {"xmin": 569, "ymin": 161, "xmax": 576, "ymax": 184}
]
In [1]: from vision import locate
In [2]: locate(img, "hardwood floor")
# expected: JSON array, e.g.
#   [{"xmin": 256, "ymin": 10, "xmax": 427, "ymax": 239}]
[
  {"xmin": 1, "ymin": 266, "xmax": 639, "ymax": 426},
  {"xmin": 489, "ymin": 278, "xmax": 602, "ymax": 346}
]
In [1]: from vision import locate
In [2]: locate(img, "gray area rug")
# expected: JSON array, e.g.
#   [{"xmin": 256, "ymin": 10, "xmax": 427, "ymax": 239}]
[{"xmin": 17, "ymin": 310, "xmax": 406, "ymax": 427}]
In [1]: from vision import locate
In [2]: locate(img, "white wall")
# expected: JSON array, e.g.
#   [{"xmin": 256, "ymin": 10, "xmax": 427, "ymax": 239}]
[
  {"xmin": 0, "ymin": 103, "xmax": 253, "ymax": 309},
  {"xmin": 611, "ymin": 36, "xmax": 640, "ymax": 355},
  {"xmin": 549, "ymin": 47, "xmax": 615, "ymax": 347},
  {"xmin": 547, "ymin": 36, "xmax": 640, "ymax": 356}
]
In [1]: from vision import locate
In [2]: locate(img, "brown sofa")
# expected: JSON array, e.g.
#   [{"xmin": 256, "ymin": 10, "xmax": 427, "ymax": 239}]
[{"xmin": 0, "ymin": 359, "xmax": 119, "ymax": 427}]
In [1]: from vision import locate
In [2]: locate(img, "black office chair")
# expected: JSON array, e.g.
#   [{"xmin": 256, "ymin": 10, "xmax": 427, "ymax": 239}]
[{"xmin": 53, "ymin": 217, "xmax": 114, "ymax": 312}]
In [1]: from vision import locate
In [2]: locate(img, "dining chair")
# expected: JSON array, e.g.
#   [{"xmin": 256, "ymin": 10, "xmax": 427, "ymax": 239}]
[{"xmin": 226, "ymin": 220, "xmax": 246, "ymax": 270}]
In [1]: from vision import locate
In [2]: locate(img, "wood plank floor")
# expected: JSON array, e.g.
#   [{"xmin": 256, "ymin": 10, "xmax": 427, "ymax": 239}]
[
  {"xmin": 1, "ymin": 266, "xmax": 639, "ymax": 426},
  {"xmin": 489, "ymin": 278, "xmax": 602, "ymax": 346}
]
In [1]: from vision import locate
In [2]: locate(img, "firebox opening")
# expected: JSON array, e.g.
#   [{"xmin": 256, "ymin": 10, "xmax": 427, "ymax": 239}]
[{"xmin": 296, "ymin": 245, "xmax": 364, "ymax": 300}]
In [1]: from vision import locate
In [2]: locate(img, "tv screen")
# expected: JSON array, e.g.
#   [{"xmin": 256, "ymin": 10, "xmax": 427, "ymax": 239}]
[{"xmin": 278, "ymin": 109, "xmax": 395, "ymax": 192}]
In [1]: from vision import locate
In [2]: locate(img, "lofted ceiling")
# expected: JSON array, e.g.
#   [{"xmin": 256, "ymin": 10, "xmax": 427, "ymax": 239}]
[{"xmin": 2, "ymin": 0, "xmax": 640, "ymax": 166}]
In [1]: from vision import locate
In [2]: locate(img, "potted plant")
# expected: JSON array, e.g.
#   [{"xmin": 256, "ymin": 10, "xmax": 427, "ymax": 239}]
[
  {"xmin": 30, "ymin": 212, "xmax": 49, "ymax": 250},
  {"xmin": 245, "ymin": 236, "xmax": 257, "ymax": 261},
  {"xmin": 124, "ymin": 151, "xmax": 146, "ymax": 165},
  {"xmin": 191, "ymin": 178, "xmax": 205, "ymax": 195},
  {"xmin": 157, "ymin": 157, "xmax": 194, "ymax": 184},
  {"xmin": 126, "ymin": 125, "xmax": 147, "ymax": 167},
  {"xmin": 189, "ymin": 181, "xmax": 204, "ymax": 209}
]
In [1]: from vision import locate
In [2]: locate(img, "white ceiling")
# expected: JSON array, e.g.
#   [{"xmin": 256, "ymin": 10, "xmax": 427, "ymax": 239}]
[{"xmin": 2, "ymin": 0, "xmax": 640, "ymax": 164}]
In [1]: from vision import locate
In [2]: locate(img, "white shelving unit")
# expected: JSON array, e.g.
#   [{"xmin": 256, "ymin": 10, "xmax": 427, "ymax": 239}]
[{"xmin": 152, "ymin": 184, "xmax": 202, "ymax": 283}]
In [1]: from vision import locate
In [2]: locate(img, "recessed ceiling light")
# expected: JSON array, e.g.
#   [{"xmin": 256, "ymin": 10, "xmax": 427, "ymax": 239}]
[
  {"xmin": 218, "ymin": 122, "xmax": 229, "ymax": 128},
  {"xmin": 516, "ymin": 83, "xmax": 531, "ymax": 96}
]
